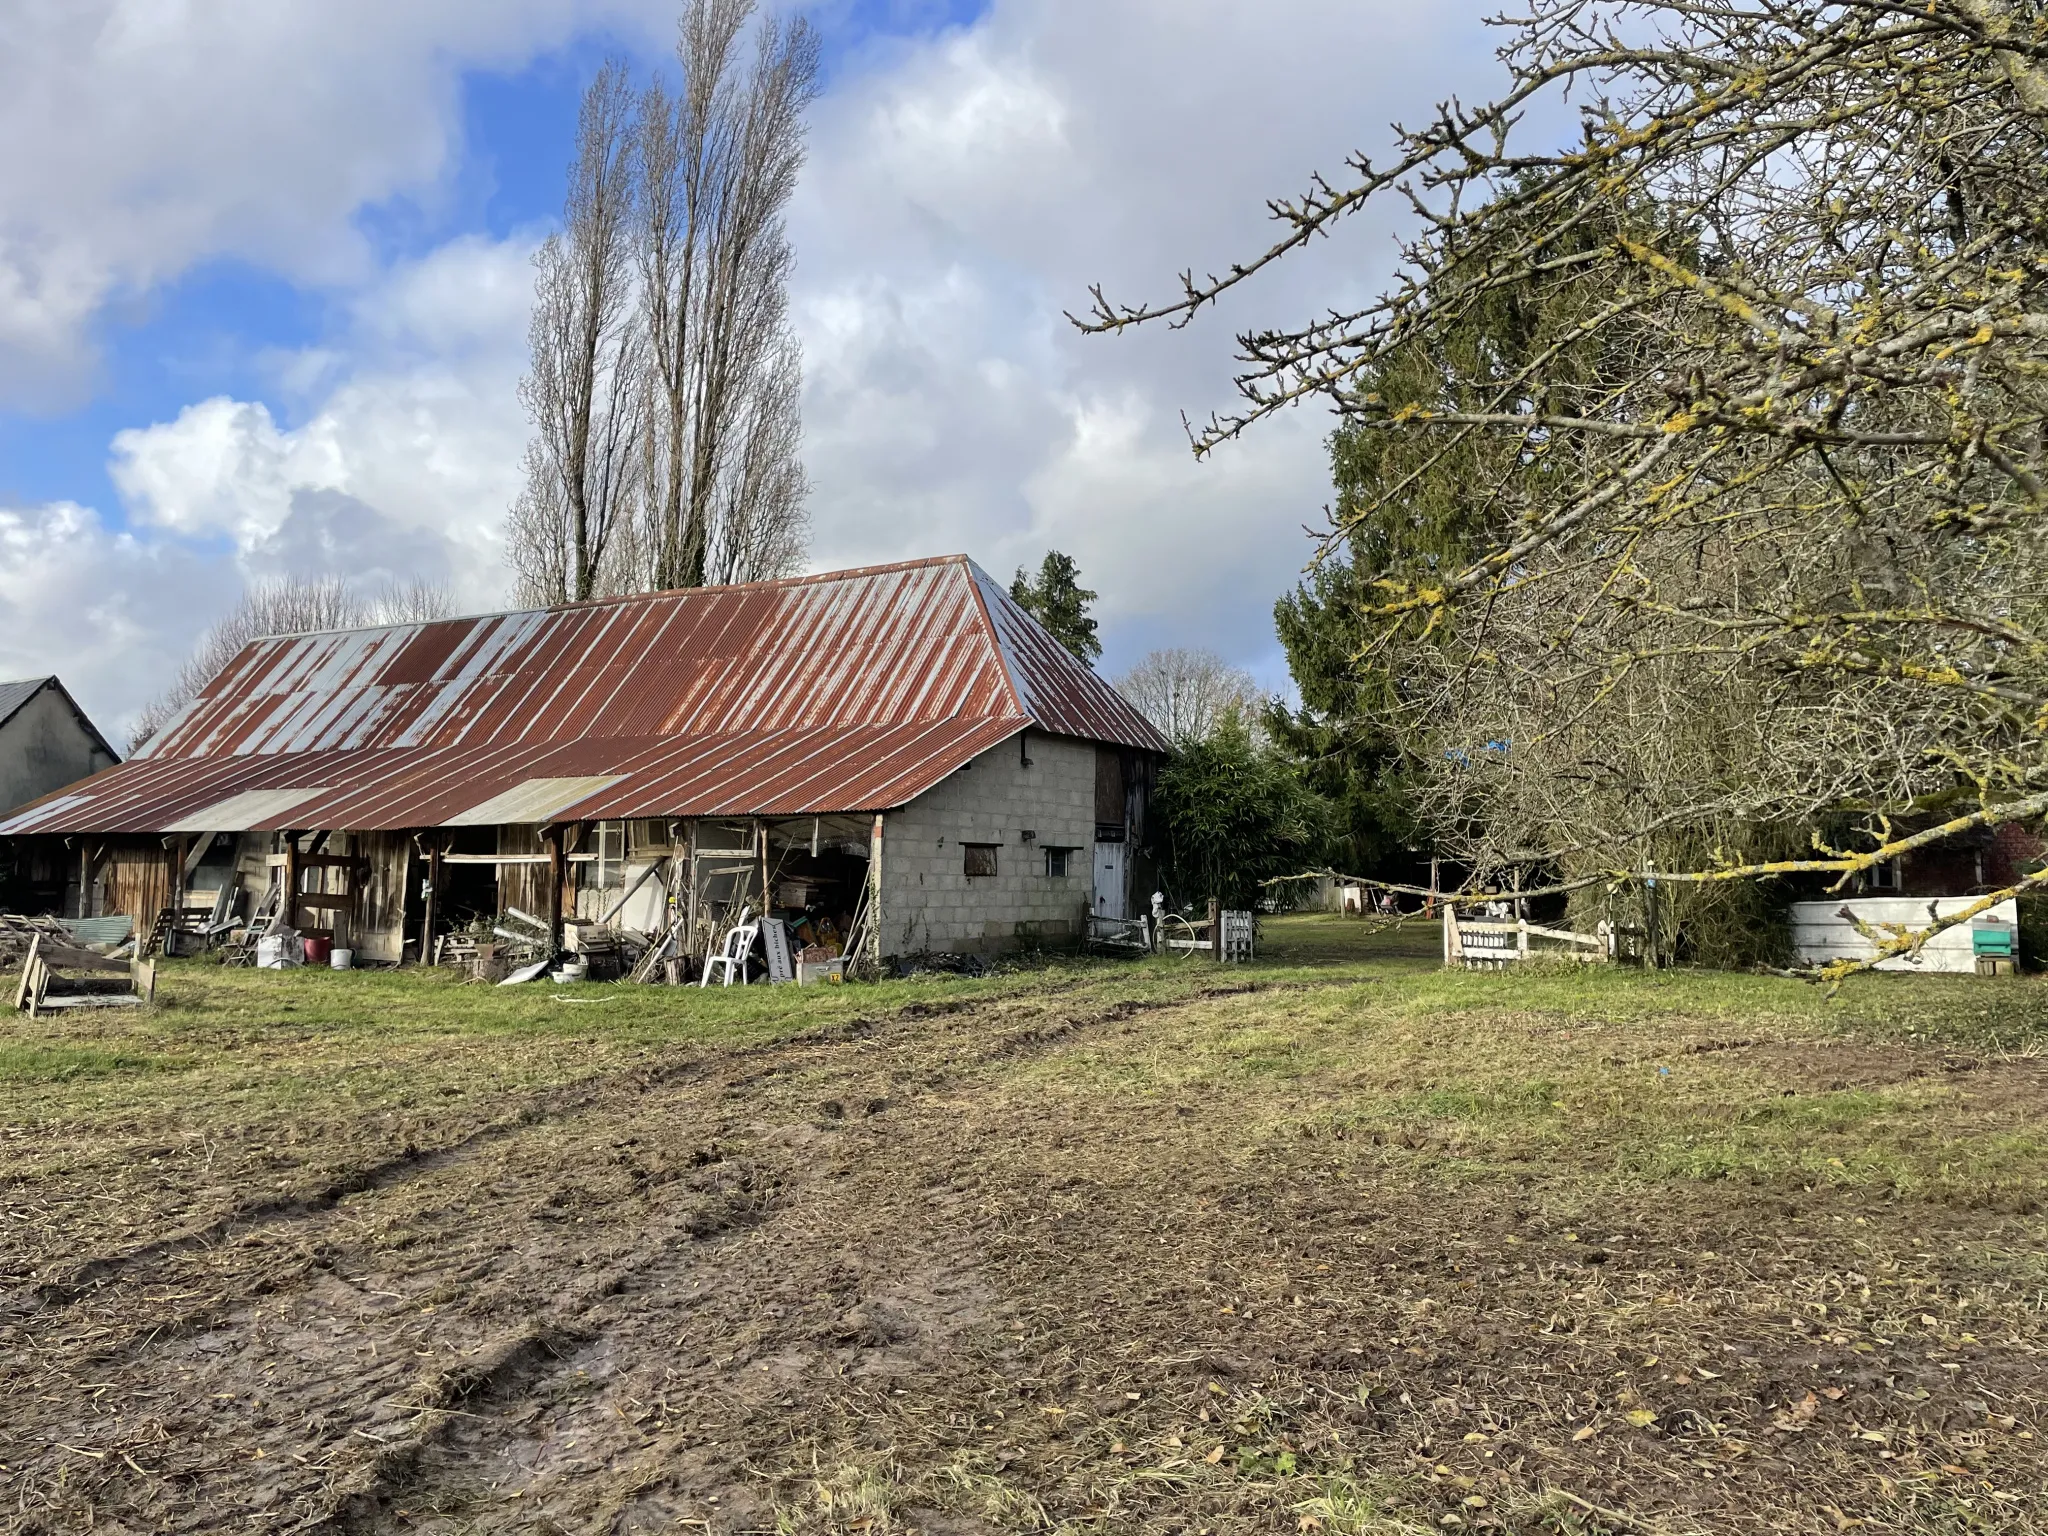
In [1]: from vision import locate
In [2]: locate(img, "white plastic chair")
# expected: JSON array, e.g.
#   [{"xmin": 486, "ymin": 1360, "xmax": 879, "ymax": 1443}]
[{"xmin": 699, "ymin": 909, "xmax": 760, "ymax": 987}]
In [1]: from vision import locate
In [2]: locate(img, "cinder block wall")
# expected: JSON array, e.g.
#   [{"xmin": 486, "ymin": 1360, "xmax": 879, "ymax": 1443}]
[{"xmin": 880, "ymin": 733, "xmax": 1095, "ymax": 955}]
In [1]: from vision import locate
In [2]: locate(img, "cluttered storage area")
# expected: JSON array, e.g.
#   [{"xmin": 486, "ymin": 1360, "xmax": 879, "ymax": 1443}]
[{"xmin": 10, "ymin": 813, "xmax": 882, "ymax": 986}]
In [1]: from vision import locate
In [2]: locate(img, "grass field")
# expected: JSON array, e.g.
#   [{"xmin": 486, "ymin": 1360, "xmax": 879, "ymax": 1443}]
[{"xmin": 2, "ymin": 914, "xmax": 2045, "ymax": 1535}]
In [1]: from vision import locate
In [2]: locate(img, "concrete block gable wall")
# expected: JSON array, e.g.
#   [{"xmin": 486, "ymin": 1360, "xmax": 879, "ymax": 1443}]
[{"xmin": 882, "ymin": 733, "xmax": 1096, "ymax": 955}]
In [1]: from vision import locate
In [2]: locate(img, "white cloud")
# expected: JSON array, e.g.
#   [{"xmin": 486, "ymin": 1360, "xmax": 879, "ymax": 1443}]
[
  {"xmin": 4, "ymin": 234, "xmax": 538, "ymax": 740},
  {"xmin": 0, "ymin": 500, "xmax": 240, "ymax": 746},
  {"xmin": 0, "ymin": 0, "xmax": 1517, "ymax": 738},
  {"xmin": 0, "ymin": 0, "xmax": 667, "ymax": 403},
  {"xmin": 110, "ymin": 235, "xmax": 538, "ymax": 608},
  {"xmin": 792, "ymin": 0, "xmax": 1504, "ymax": 683}
]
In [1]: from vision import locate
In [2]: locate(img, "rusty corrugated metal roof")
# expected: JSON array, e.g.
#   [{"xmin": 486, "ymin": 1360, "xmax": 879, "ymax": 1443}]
[{"xmin": 4, "ymin": 557, "xmax": 1165, "ymax": 835}]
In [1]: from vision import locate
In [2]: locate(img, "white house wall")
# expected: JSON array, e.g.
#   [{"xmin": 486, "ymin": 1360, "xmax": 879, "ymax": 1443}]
[
  {"xmin": 1790, "ymin": 897, "xmax": 2018, "ymax": 974},
  {"xmin": 882, "ymin": 734, "xmax": 1096, "ymax": 955}
]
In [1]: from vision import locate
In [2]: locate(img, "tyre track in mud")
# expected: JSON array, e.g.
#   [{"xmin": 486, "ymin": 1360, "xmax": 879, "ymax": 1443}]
[
  {"xmin": 3, "ymin": 974, "xmax": 1291, "ymax": 1533},
  {"xmin": 302, "ymin": 978, "xmax": 1294, "ymax": 1532},
  {"xmin": 6, "ymin": 979, "xmax": 1130, "ymax": 1314}
]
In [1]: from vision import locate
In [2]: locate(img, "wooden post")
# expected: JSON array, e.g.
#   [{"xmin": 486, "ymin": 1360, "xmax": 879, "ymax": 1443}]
[
  {"xmin": 421, "ymin": 841, "xmax": 442, "ymax": 966},
  {"xmin": 1427, "ymin": 858, "xmax": 1440, "ymax": 918},
  {"xmin": 684, "ymin": 822, "xmax": 699, "ymax": 969},
  {"xmin": 281, "ymin": 834, "xmax": 300, "ymax": 932},
  {"xmin": 171, "ymin": 834, "xmax": 189, "ymax": 917},
  {"xmin": 1517, "ymin": 918, "xmax": 1529, "ymax": 961},
  {"xmin": 547, "ymin": 827, "xmax": 566, "ymax": 954},
  {"xmin": 869, "ymin": 813, "xmax": 885, "ymax": 968},
  {"xmin": 1208, "ymin": 897, "xmax": 1222, "ymax": 962},
  {"xmin": 1443, "ymin": 904, "xmax": 1453, "ymax": 967},
  {"xmin": 756, "ymin": 820, "xmax": 769, "ymax": 917}
]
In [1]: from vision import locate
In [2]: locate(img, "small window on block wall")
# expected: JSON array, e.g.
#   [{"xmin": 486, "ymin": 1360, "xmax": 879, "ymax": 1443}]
[
  {"xmin": 1044, "ymin": 848, "xmax": 1072, "ymax": 878},
  {"xmin": 963, "ymin": 843, "xmax": 1000, "ymax": 878}
]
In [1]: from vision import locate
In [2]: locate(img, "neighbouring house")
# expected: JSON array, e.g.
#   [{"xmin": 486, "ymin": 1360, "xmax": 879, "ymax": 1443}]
[
  {"xmin": 0, "ymin": 677, "xmax": 118, "ymax": 914},
  {"xmin": 0, "ymin": 558, "xmax": 1168, "ymax": 966},
  {"xmin": 1789, "ymin": 820, "xmax": 2043, "ymax": 974}
]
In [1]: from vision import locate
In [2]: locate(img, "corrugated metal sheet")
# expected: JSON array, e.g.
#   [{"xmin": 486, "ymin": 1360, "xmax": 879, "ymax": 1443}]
[
  {"xmin": 5, "ymin": 557, "xmax": 1162, "ymax": 835},
  {"xmin": 969, "ymin": 566, "xmax": 1168, "ymax": 747}
]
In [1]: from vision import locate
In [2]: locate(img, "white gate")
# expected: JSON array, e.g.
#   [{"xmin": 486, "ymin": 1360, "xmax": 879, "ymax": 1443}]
[{"xmin": 1092, "ymin": 841, "xmax": 1128, "ymax": 922}]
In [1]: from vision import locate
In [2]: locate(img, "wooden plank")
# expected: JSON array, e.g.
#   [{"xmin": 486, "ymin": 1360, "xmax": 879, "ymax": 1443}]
[
  {"xmin": 33, "ymin": 943, "xmax": 131, "ymax": 974},
  {"xmin": 13, "ymin": 934, "xmax": 38, "ymax": 1012}
]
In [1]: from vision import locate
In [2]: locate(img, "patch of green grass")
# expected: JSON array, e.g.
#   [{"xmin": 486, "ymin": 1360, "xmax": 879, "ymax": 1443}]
[
  {"xmin": 1399, "ymin": 1079, "xmax": 1563, "ymax": 1121},
  {"xmin": 0, "ymin": 1043, "xmax": 179, "ymax": 1083},
  {"xmin": 1736, "ymin": 1088, "xmax": 1901, "ymax": 1130}
]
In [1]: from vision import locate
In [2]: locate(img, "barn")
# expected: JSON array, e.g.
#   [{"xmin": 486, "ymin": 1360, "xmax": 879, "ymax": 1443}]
[{"xmin": 0, "ymin": 557, "xmax": 1168, "ymax": 970}]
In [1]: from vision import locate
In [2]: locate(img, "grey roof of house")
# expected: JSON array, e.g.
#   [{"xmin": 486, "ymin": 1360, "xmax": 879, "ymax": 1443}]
[{"xmin": 0, "ymin": 678, "xmax": 52, "ymax": 730}]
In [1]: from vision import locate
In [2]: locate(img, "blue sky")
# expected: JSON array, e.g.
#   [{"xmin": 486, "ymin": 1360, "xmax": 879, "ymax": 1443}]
[
  {"xmin": 0, "ymin": 1, "xmax": 1498, "ymax": 737},
  {"xmin": 0, "ymin": 0, "xmax": 988, "ymax": 520}
]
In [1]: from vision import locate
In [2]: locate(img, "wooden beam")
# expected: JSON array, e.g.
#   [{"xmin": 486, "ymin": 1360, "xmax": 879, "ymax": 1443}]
[
  {"xmin": 281, "ymin": 834, "xmax": 300, "ymax": 933},
  {"xmin": 421, "ymin": 841, "xmax": 442, "ymax": 969},
  {"xmin": 546, "ymin": 827, "xmax": 565, "ymax": 954},
  {"xmin": 684, "ymin": 821, "xmax": 698, "ymax": 965},
  {"xmin": 171, "ymin": 834, "xmax": 190, "ymax": 920}
]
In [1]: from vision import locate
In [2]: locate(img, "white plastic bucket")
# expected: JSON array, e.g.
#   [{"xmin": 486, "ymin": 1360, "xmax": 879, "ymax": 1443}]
[{"xmin": 330, "ymin": 949, "xmax": 354, "ymax": 970}]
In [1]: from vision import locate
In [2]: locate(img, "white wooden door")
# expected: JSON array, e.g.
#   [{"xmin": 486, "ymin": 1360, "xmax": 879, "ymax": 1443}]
[{"xmin": 1092, "ymin": 841, "xmax": 1128, "ymax": 922}]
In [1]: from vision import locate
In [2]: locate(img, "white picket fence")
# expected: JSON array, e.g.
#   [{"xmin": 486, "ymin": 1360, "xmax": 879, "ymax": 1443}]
[{"xmin": 1443, "ymin": 908, "xmax": 1613, "ymax": 969}]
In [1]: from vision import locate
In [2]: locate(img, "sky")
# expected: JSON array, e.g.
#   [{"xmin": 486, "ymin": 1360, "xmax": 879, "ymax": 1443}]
[{"xmin": 0, "ymin": 0, "xmax": 1505, "ymax": 743}]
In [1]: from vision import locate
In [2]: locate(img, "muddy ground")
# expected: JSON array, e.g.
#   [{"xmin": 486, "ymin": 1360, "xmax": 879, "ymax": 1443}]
[{"xmin": 2, "ymin": 955, "xmax": 2045, "ymax": 1534}]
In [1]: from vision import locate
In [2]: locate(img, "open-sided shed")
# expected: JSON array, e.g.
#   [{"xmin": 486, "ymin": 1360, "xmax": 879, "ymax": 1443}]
[{"xmin": 0, "ymin": 557, "xmax": 1167, "ymax": 967}]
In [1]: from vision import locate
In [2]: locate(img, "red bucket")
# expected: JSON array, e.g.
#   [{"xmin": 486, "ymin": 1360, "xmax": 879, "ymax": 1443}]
[{"xmin": 303, "ymin": 936, "xmax": 332, "ymax": 967}]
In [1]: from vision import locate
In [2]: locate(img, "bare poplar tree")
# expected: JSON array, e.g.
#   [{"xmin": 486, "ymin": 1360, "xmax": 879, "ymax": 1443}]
[
  {"xmin": 1116, "ymin": 648, "xmax": 1265, "ymax": 745},
  {"xmin": 509, "ymin": 61, "xmax": 645, "ymax": 607},
  {"xmin": 635, "ymin": 0, "xmax": 816, "ymax": 590}
]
